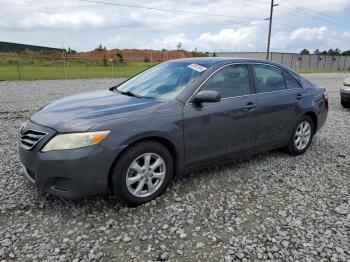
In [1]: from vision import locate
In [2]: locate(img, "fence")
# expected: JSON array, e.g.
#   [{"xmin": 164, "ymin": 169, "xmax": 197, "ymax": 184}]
[
  {"xmin": 1, "ymin": 51, "xmax": 350, "ymax": 80},
  {"xmin": 216, "ymin": 52, "xmax": 350, "ymax": 71},
  {"xmin": 0, "ymin": 54, "xmax": 165, "ymax": 80}
]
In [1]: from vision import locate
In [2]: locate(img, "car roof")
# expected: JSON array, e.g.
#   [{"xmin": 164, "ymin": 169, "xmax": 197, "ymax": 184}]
[{"xmin": 171, "ymin": 57, "xmax": 285, "ymax": 68}]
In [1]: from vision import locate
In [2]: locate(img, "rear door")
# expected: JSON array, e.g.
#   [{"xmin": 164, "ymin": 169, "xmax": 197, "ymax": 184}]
[
  {"xmin": 251, "ymin": 64, "xmax": 305, "ymax": 148},
  {"xmin": 183, "ymin": 64, "xmax": 259, "ymax": 166}
]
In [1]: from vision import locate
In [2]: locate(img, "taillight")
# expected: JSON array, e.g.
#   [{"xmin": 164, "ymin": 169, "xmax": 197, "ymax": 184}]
[{"xmin": 323, "ymin": 89, "xmax": 329, "ymax": 110}]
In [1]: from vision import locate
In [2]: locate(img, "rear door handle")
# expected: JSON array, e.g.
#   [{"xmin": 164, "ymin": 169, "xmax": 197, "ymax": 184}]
[
  {"xmin": 296, "ymin": 94, "xmax": 305, "ymax": 100},
  {"xmin": 245, "ymin": 102, "xmax": 257, "ymax": 110}
]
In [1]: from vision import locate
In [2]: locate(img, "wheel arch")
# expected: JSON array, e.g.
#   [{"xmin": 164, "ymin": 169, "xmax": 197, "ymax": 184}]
[
  {"xmin": 107, "ymin": 135, "xmax": 183, "ymax": 192},
  {"xmin": 303, "ymin": 111, "xmax": 318, "ymax": 134}
]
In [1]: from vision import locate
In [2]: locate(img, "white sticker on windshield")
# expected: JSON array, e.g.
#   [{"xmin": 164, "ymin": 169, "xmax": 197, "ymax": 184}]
[{"xmin": 187, "ymin": 63, "xmax": 207, "ymax": 72}]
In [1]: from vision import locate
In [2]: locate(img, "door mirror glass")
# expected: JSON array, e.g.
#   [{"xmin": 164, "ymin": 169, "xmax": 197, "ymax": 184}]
[{"xmin": 193, "ymin": 91, "xmax": 221, "ymax": 104}]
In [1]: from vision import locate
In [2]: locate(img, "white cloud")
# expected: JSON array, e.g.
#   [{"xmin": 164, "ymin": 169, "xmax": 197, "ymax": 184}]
[
  {"xmin": 1, "ymin": 0, "xmax": 350, "ymax": 51},
  {"xmin": 106, "ymin": 25, "xmax": 350, "ymax": 53},
  {"xmin": 16, "ymin": 11, "xmax": 105, "ymax": 30},
  {"xmin": 149, "ymin": 27, "xmax": 259, "ymax": 52},
  {"xmin": 195, "ymin": 27, "xmax": 259, "ymax": 51},
  {"xmin": 151, "ymin": 33, "xmax": 192, "ymax": 50},
  {"xmin": 271, "ymin": 26, "xmax": 349, "ymax": 51}
]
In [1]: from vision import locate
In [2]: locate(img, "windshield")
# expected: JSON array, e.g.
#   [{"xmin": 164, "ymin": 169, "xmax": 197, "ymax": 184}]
[{"xmin": 116, "ymin": 61, "xmax": 206, "ymax": 100}]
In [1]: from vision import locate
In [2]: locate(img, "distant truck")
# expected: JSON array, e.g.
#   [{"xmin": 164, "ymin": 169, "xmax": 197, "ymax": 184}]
[{"xmin": 341, "ymin": 78, "xmax": 350, "ymax": 108}]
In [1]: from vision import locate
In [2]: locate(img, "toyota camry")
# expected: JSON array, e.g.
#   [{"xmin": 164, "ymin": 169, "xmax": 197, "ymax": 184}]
[{"xmin": 19, "ymin": 58, "xmax": 328, "ymax": 206}]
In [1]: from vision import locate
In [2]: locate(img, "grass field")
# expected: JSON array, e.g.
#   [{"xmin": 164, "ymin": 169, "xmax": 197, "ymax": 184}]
[
  {"xmin": 0, "ymin": 55, "xmax": 156, "ymax": 80},
  {"xmin": 0, "ymin": 63, "xmax": 155, "ymax": 80},
  {"xmin": 0, "ymin": 61, "xmax": 155, "ymax": 80}
]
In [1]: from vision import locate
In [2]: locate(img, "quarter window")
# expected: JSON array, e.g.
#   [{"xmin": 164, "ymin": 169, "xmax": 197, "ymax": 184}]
[
  {"xmin": 253, "ymin": 65, "xmax": 286, "ymax": 93},
  {"xmin": 200, "ymin": 65, "xmax": 251, "ymax": 98}
]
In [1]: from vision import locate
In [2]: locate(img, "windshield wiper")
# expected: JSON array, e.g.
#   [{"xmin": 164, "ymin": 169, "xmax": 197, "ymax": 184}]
[{"xmin": 116, "ymin": 89, "xmax": 144, "ymax": 99}]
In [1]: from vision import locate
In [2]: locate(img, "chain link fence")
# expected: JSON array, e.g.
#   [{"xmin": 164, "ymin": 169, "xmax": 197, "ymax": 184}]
[
  {"xmin": 216, "ymin": 52, "xmax": 350, "ymax": 72},
  {"xmin": 2, "ymin": 51, "xmax": 350, "ymax": 80}
]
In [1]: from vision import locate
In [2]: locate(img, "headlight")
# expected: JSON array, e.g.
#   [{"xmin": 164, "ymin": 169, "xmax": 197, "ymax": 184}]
[{"xmin": 42, "ymin": 131, "xmax": 110, "ymax": 152}]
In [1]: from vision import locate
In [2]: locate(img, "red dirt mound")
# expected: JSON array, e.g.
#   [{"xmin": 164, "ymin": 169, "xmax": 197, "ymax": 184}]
[{"xmin": 75, "ymin": 48, "xmax": 207, "ymax": 61}]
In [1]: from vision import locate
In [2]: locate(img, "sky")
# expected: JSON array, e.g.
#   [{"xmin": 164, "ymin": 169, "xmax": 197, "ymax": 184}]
[{"xmin": 1, "ymin": 0, "xmax": 350, "ymax": 53}]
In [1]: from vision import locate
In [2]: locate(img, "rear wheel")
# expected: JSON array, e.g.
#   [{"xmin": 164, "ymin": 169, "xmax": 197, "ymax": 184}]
[
  {"xmin": 341, "ymin": 99, "xmax": 350, "ymax": 108},
  {"xmin": 285, "ymin": 115, "xmax": 314, "ymax": 155},
  {"xmin": 111, "ymin": 141, "xmax": 173, "ymax": 206}
]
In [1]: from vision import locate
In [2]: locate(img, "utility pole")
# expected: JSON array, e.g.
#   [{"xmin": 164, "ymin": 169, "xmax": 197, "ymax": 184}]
[
  {"xmin": 62, "ymin": 42, "xmax": 67, "ymax": 80},
  {"xmin": 266, "ymin": 0, "xmax": 278, "ymax": 61}
]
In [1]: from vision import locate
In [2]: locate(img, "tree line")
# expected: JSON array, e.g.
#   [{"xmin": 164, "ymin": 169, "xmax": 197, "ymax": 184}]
[{"xmin": 300, "ymin": 48, "xmax": 350, "ymax": 56}]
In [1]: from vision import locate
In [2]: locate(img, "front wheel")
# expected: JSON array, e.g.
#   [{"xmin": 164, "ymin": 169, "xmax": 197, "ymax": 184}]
[
  {"xmin": 111, "ymin": 141, "xmax": 173, "ymax": 206},
  {"xmin": 285, "ymin": 115, "xmax": 314, "ymax": 155}
]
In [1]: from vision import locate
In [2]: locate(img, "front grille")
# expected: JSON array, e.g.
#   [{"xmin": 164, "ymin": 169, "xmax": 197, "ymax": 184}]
[{"xmin": 20, "ymin": 129, "xmax": 48, "ymax": 150}]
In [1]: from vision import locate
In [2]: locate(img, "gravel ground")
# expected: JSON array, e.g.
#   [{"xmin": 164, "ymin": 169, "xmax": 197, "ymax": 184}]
[{"xmin": 0, "ymin": 74, "xmax": 349, "ymax": 262}]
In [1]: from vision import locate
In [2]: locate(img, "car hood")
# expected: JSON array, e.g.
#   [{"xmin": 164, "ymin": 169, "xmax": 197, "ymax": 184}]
[{"xmin": 30, "ymin": 89, "xmax": 162, "ymax": 132}]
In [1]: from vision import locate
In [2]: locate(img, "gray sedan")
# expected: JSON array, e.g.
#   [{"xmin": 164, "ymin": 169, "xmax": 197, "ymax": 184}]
[{"xmin": 19, "ymin": 58, "xmax": 328, "ymax": 206}]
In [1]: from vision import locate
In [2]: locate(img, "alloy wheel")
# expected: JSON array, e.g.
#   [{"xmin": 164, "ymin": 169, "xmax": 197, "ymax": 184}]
[
  {"xmin": 126, "ymin": 153, "xmax": 166, "ymax": 198},
  {"xmin": 294, "ymin": 121, "xmax": 312, "ymax": 150}
]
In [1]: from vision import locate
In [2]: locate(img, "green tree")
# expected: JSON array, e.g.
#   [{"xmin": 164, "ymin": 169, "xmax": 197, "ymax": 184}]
[
  {"xmin": 328, "ymin": 49, "xmax": 334, "ymax": 55},
  {"xmin": 116, "ymin": 53, "xmax": 124, "ymax": 63},
  {"xmin": 177, "ymin": 42, "xmax": 183, "ymax": 50},
  {"xmin": 333, "ymin": 48, "xmax": 341, "ymax": 55},
  {"xmin": 95, "ymin": 44, "xmax": 103, "ymax": 51},
  {"xmin": 342, "ymin": 50, "xmax": 350, "ymax": 56},
  {"xmin": 313, "ymin": 49, "xmax": 320, "ymax": 54},
  {"xmin": 144, "ymin": 56, "xmax": 150, "ymax": 63},
  {"xmin": 300, "ymin": 49, "xmax": 310, "ymax": 55}
]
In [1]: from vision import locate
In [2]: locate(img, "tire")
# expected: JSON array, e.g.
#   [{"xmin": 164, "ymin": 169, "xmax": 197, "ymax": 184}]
[
  {"xmin": 341, "ymin": 99, "xmax": 350, "ymax": 108},
  {"xmin": 285, "ymin": 115, "xmax": 315, "ymax": 155},
  {"xmin": 111, "ymin": 141, "xmax": 174, "ymax": 206}
]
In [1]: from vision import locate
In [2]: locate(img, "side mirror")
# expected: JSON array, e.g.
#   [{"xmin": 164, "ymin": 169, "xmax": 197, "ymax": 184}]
[{"xmin": 193, "ymin": 91, "xmax": 221, "ymax": 104}]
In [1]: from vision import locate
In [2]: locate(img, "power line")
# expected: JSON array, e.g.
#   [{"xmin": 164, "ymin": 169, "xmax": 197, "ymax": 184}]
[
  {"xmin": 80, "ymin": 0, "xmax": 349, "ymax": 47},
  {"xmin": 277, "ymin": 0, "xmax": 350, "ymax": 30},
  {"xmin": 228, "ymin": 0, "xmax": 347, "ymax": 56},
  {"xmin": 226, "ymin": 0, "xmax": 270, "ymax": 10},
  {"xmin": 79, "ymin": 0, "xmax": 266, "ymax": 20},
  {"xmin": 278, "ymin": 4, "xmax": 350, "ymax": 31},
  {"xmin": 241, "ymin": 0, "xmax": 350, "ymax": 29},
  {"xmin": 229, "ymin": 0, "xmax": 350, "ymax": 31},
  {"xmin": 235, "ymin": 0, "xmax": 269, "ymax": 5},
  {"xmin": 283, "ymin": 0, "xmax": 349, "ymax": 25}
]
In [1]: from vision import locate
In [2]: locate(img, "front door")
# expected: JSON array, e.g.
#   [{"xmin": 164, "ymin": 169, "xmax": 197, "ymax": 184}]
[{"xmin": 183, "ymin": 64, "xmax": 259, "ymax": 166}]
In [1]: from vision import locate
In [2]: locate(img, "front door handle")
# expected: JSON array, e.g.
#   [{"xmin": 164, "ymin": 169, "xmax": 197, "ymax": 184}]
[{"xmin": 245, "ymin": 102, "xmax": 257, "ymax": 110}]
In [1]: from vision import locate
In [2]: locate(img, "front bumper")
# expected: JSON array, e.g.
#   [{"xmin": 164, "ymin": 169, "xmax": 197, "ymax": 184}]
[{"xmin": 19, "ymin": 120, "xmax": 122, "ymax": 199}]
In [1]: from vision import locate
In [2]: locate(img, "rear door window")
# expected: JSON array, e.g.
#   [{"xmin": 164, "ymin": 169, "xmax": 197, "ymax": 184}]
[
  {"xmin": 253, "ymin": 64, "xmax": 286, "ymax": 93},
  {"xmin": 284, "ymin": 73, "xmax": 301, "ymax": 89}
]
